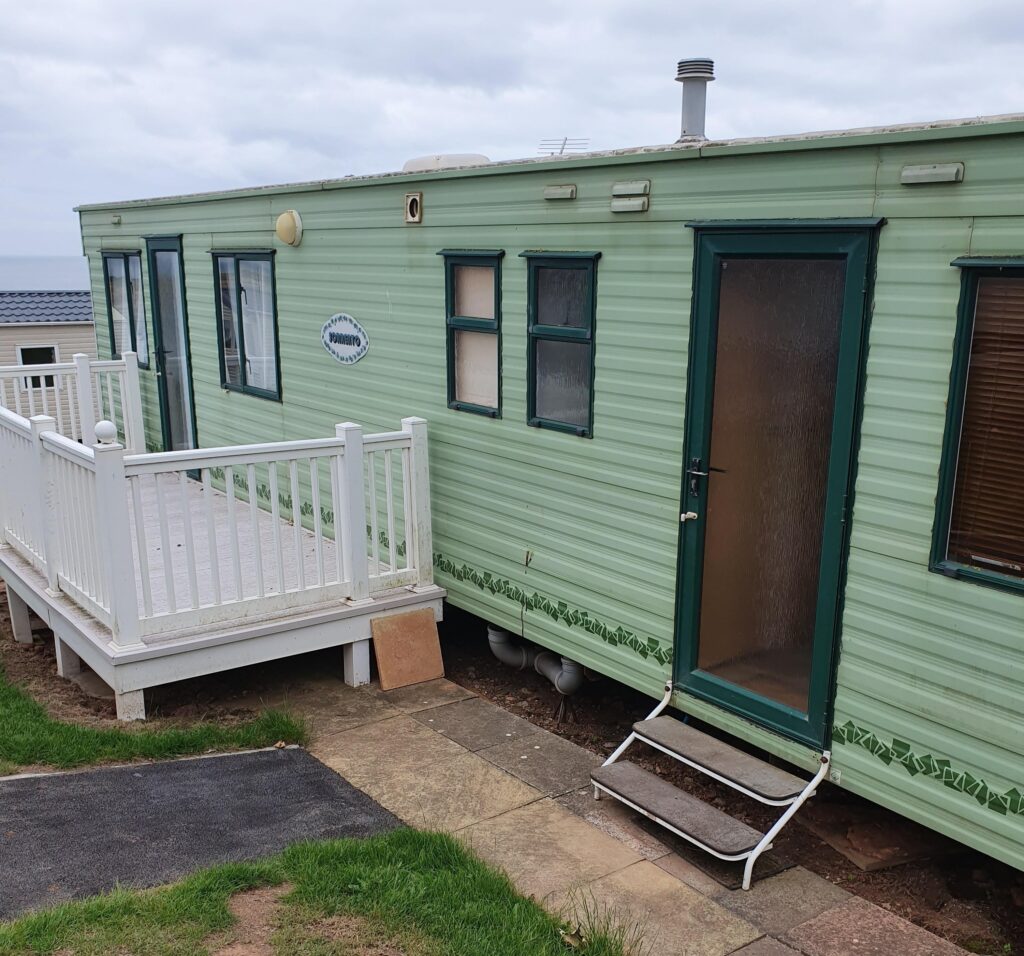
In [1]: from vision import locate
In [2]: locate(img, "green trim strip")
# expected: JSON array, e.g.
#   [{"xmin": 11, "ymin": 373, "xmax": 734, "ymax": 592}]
[
  {"xmin": 434, "ymin": 554, "xmax": 671, "ymax": 666},
  {"xmin": 833, "ymin": 721, "xmax": 1024, "ymax": 817}
]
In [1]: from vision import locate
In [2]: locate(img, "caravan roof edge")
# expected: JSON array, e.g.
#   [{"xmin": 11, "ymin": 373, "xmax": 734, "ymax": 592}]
[{"xmin": 74, "ymin": 112, "xmax": 1024, "ymax": 213}]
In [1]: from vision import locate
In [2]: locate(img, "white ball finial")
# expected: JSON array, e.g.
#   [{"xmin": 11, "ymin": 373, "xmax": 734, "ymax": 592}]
[{"xmin": 95, "ymin": 420, "xmax": 118, "ymax": 444}]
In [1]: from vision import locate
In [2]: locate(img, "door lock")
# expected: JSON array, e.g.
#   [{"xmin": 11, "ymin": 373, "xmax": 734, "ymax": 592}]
[{"xmin": 680, "ymin": 512, "xmax": 699, "ymax": 522}]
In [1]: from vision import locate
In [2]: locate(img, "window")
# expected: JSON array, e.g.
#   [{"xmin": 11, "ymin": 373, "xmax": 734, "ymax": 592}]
[
  {"xmin": 18, "ymin": 345, "xmax": 57, "ymax": 388},
  {"xmin": 440, "ymin": 250, "xmax": 503, "ymax": 416},
  {"xmin": 522, "ymin": 252, "xmax": 600, "ymax": 437},
  {"xmin": 212, "ymin": 252, "xmax": 280, "ymax": 400},
  {"xmin": 933, "ymin": 262, "xmax": 1024, "ymax": 591},
  {"xmin": 101, "ymin": 252, "xmax": 149, "ymax": 366}
]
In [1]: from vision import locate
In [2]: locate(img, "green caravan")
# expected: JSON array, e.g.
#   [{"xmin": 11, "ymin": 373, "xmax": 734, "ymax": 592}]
[{"xmin": 78, "ymin": 110, "xmax": 1024, "ymax": 871}]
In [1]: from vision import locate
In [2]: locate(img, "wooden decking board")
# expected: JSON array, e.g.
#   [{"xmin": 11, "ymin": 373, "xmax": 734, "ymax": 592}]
[
  {"xmin": 591, "ymin": 760, "xmax": 764, "ymax": 856},
  {"xmin": 634, "ymin": 716, "xmax": 807, "ymax": 801}
]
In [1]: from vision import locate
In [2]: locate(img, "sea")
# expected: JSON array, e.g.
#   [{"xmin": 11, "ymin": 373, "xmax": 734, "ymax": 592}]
[{"xmin": 0, "ymin": 256, "xmax": 90, "ymax": 292}]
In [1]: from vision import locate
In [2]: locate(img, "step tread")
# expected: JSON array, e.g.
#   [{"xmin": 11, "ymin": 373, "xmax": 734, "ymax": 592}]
[
  {"xmin": 634, "ymin": 717, "xmax": 807, "ymax": 801},
  {"xmin": 591, "ymin": 760, "xmax": 764, "ymax": 856}
]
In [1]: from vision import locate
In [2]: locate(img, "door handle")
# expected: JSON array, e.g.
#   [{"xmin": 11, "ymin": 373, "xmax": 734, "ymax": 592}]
[{"xmin": 687, "ymin": 458, "xmax": 708, "ymax": 497}]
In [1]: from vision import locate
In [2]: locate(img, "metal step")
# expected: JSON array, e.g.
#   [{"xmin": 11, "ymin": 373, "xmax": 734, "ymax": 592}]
[
  {"xmin": 591, "ymin": 760, "xmax": 765, "ymax": 857},
  {"xmin": 634, "ymin": 716, "xmax": 806, "ymax": 803}
]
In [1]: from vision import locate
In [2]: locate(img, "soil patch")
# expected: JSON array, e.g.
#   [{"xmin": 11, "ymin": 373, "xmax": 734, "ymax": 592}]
[
  {"xmin": 213, "ymin": 884, "xmax": 291, "ymax": 956},
  {"xmin": 439, "ymin": 606, "xmax": 1024, "ymax": 956},
  {"xmin": 303, "ymin": 913, "xmax": 413, "ymax": 954}
]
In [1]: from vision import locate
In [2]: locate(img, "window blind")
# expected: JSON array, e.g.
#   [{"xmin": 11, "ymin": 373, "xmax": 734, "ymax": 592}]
[{"xmin": 947, "ymin": 276, "xmax": 1024, "ymax": 577}]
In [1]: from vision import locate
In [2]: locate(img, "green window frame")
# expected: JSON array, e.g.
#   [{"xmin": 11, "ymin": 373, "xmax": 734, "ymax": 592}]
[
  {"xmin": 931, "ymin": 257, "xmax": 1024, "ymax": 595},
  {"xmin": 439, "ymin": 249, "xmax": 504, "ymax": 417},
  {"xmin": 521, "ymin": 251, "xmax": 600, "ymax": 437},
  {"xmin": 101, "ymin": 251, "xmax": 149, "ymax": 367},
  {"xmin": 211, "ymin": 251, "xmax": 282, "ymax": 401}
]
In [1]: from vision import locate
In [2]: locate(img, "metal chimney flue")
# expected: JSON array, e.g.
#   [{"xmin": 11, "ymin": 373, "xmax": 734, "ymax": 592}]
[{"xmin": 676, "ymin": 58, "xmax": 715, "ymax": 141}]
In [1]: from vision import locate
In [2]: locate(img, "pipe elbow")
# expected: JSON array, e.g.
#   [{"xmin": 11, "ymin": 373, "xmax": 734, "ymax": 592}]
[
  {"xmin": 487, "ymin": 626, "xmax": 537, "ymax": 670},
  {"xmin": 534, "ymin": 652, "xmax": 586, "ymax": 696}
]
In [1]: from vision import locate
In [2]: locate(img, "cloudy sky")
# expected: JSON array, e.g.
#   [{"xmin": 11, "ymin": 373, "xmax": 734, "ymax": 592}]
[{"xmin": 1, "ymin": 0, "xmax": 1022, "ymax": 256}]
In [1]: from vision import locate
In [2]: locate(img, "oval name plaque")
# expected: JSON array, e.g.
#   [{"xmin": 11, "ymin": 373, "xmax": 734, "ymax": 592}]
[{"xmin": 321, "ymin": 313, "xmax": 369, "ymax": 365}]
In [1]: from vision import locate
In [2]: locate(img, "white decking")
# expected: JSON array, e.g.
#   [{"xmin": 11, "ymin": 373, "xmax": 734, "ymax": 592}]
[{"xmin": 0, "ymin": 355, "xmax": 444, "ymax": 719}]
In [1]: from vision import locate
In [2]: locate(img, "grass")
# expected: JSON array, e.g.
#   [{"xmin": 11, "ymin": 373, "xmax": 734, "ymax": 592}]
[
  {"xmin": 0, "ymin": 830, "xmax": 637, "ymax": 956},
  {"xmin": 0, "ymin": 660, "xmax": 307, "ymax": 772}
]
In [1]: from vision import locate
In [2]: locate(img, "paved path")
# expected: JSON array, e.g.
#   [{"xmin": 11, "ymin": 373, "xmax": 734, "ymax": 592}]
[
  {"xmin": 257, "ymin": 676, "xmax": 968, "ymax": 956},
  {"xmin": 0, "ymin": 747, "xmax": 399, "ymax": 919}
]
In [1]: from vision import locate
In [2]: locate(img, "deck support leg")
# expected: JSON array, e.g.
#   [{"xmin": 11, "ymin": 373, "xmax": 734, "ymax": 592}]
[
  {"xmin": 343, "ymin": 639, "xmax": 371, "ymax": 687},
  {"xmin": 115, "ymin": 688, "xmax": 146, "ymax": 721},
  {"xmin": 7, "ymin": 588, "xmax": 34, "ymax": 644},
  {"xmin": 54, "ymin": 637, "xmax": 82, "ymax": 678}
]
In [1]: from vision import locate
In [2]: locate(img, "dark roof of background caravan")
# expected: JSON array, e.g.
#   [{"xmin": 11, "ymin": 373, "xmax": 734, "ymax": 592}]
[{"xmin": 0, "ymin": 291, "xmax": 94, "ymax": 325}]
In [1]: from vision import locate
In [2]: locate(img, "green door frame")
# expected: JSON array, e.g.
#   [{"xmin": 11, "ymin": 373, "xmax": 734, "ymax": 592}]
[
  {"xmin": 146, "ymin": 236, "xmax": 199, "ymax": 453},
  {"xmin": 674, "ymin": 220, "xmax": 881, "ymax": 748}
]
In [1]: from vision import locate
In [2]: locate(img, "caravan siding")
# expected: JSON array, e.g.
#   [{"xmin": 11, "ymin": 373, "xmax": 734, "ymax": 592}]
[
  {"xmin": 832, "ymin": 133, "xmax": 1024, "ymax": 870},
  {"xmin": 79, "ymin": 123, "xmax": 1024, "ymax": 868}
]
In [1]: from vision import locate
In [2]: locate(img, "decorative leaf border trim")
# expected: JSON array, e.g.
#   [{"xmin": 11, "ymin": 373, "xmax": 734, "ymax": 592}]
[
  {"xmin": 433, "ymin": 553, "xmax": 671, "ymax": 666},
  {"xmin": 833, "ymin": 720, "xmax": 1024, "ymax": 817}
]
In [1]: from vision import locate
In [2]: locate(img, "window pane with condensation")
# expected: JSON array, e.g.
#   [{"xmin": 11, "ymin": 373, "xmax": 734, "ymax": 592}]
[
  {"xmin": 534, "ymin": 339, "xmax": 591, "ymax": 427},
  {"xmin": 454, "ymin": 265, "xmax": 495, "ymax": 319},
  {"xmin": 947, "ymin": 276, "xmax": 1024, "ymax": 578},
  {"xmin": 105, "ymin": 256, "xmax": 130, "ymax": 356},
  {"xmin": 454, "ymin": 330, "xmax": 498, "ymax": 408},
  {"xmin": 536, "ymin": 267, "xmax": 588, "ymax": 328},
  {"xmin": 217, "ymin": 258, "xmax": 242, "ymax": 386}
]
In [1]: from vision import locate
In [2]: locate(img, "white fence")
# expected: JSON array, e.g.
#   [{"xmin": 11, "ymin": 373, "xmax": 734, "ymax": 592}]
[
  {"xmin": 0, "ymin": 352, "xmax": 145, "ymax": 453},
  {"xmin": 0, "ymin": 407, "xmax": 433, "ymax": 646}
]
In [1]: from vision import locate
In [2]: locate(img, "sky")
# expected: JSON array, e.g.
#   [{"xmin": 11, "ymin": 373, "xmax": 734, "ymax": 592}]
[{"xmin": 1, "ymin": 0, "xmax": 1022, "ymax": 257}]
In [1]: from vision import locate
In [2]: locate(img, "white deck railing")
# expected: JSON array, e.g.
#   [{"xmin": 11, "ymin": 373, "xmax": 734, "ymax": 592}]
[
  {"xmin": 0, "ymin": 352, "xmax": 145, "ymax": 453},
  {"xmin": 0, "ymin": 403, "xmax": 434, "ymax": 645}
]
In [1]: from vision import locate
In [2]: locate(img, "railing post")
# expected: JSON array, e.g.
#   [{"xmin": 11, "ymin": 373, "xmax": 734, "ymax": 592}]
[
  {"xmin": 92, "ymin": 421, "xmax": 141, "ymax": 646},
  {"xmin": 401, "ymin": 417, "xmax": 434, "ymax": 589},
  {"xmin": 120, "ymin": 352, "xmax": 145, "ymax": 453},
  {"xmin": 336, "ymin": 422, "xmax": 371, "ymax": 605},
  {"xmin": 73, "ymin": 353, "xmax": 96, "ymax": 446},
  {"xmin": 29, "ymin": 415, "xmax": 59, "ymax": 587}
]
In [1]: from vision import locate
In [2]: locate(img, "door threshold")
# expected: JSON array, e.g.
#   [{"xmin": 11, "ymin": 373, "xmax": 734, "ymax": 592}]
[{"xmin": 669, "ymin": 686, "xmax": 825, "ymax": 774}]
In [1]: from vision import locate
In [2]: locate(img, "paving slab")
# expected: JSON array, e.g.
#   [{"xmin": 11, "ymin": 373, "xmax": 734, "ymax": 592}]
[
  {"xmin": 356, "ymin": 750, "xmax": 543, "ymax": 831},
  {"xmin": 717, "ymin": 865, "xmax": 850, "ymax": 935},
  {"xmin": 482, "ymin": 728, "xmax": 601, "ymax": 795},
  {"xmin": 370, "ymin": 677, "xmax": 475, "ymax": 712},
  {"xmin": 568, "ymin": 860, "xmax": 761, "ymax": 956},
  {"xmin": 557, "ymin": 786, "xmax": 676, "ymax": 860},
  {"xmin": 412, "ymin": 696, "xmax": 541, "ymax": 751},
  {"xmin": 784, "ymin": 896, "xmax": 968, "ymax": 955},
  {"xmin": 0, "ymin": 748, "xmax": 399, "ymax": 919},
  {"xmin": 730, "ymin": 938, "xmax": 802, "ymax": 955},
  {"xmin": 458, "ymin": 798, "xmax": 642, "ymax": 905},
  {"xmin": 292, "ymin": 687, "xmax": 403, "ymax": 739},
  {"xmin": 653, "ymin": 851, "xmax": 733, "ymax": 899},
  {"xmin": 311, "ymin": 713, "xmax": 466, "ymax": 787}
]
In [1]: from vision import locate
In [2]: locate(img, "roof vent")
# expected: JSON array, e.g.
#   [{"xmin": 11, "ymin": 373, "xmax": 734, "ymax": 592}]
[
  {"xmin": 402, "ymin": 153, "xmax": 490, "ymax": 173},
  {"xmin": 675, "ymin": 58, "xmax": 715, "ymax": 142}
]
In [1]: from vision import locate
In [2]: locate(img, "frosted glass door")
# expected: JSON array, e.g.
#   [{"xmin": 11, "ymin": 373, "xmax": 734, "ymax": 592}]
[{"xmin": 677, "ymin": 227, "xmax": 874, "ymax": 746}]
